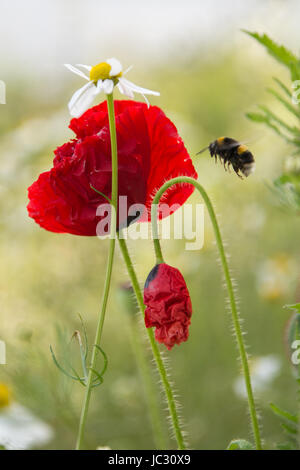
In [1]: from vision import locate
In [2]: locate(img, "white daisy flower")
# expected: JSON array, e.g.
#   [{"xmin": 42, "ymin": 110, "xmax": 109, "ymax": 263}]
[
  {"xmin": 64, "ymin": 58, "xmax": 160, "ymax": 117},
  {"xmin": 0, "ymin": 383, "xmax": 53, "ymax": 450},
  {"xmin": 233, "ymin": 355, "xmax": 281, "ymax": 399}
]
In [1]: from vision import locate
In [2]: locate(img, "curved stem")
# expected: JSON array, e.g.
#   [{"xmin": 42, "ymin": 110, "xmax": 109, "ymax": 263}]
[
  {"xmin": 151, "ymin": 176, "xmax": 262, "ymax": 450},
  {"xmin": 152, "ymin": 212, "xmax": 164, "ymax": 264},
  {"xmin": 118, "ymin": 235, "xmax": 186, "ymax": 450},
  {"xmin": 76, "ymin": 93, "xmax": 118, "ymax": 450}
]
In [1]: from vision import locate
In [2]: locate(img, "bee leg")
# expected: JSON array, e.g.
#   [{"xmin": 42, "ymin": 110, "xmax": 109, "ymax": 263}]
[
  {"xmin": 233, "ymin": 166, "xmax": 243, "ymax": 179},
  {"xmin": 227, "ymin": 161, "xmax": 231, "ymax": 173}
]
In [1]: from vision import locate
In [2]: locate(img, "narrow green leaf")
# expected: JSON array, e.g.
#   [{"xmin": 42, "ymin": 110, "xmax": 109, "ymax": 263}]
[
  {"xmin": 276, "ymin": 442, "xmax": 297, "ymax": 450},
  {"xmin": 227, "ymin": 439, "xmax": 255, "ymax": 450},
  {"xmin": 285, "ymin": 303, "xmax": 300, "ymax": 315},
  {"xmin": 258, "ymin": 105, "xmax": 300, "ymax": 135},
  {"xmin": 270, "ymin": 402, "xmax": 298, "ymax": 424},
  {"xmin": 243, "ymin": 30, "xmax": 297, "ymax": 68},
  {"xmin": 246, "ymin": 112, "xmax": 292, "ymax": 141},
  {"xmin": 90, "ymin": 184, "xmax": 112, "ymax": 203},
  {"xmin": 93, "ymin": 344, "xmax": 108, "ymax": 377},
  {"xmin": 281, "ymin": 422, "xmax": 298, "ymax": 435},
  {"xmin": 246, "ymin": 111, "xmax": 268, "ymax": 123},
  {"xmin": 267, "ymin": 88, "xmax": 300, "ymax": 119},
  {"xmin": 272, "ymin": 176, "xmax": 300, "ymax": 211},
  {"xmin": 50, "ymin": 345, "xmax": 80, "ymax": 381},
  {"xmin": 78, "ymin": 314, "xmax": 89, "ymax": 361},
  {"xmin": 273, "ymin": 77, "xmax": 292, "ymax": 98},
  {"xmin": 290, "ymin": 61, "xmax": 300, "ymax": 82}
]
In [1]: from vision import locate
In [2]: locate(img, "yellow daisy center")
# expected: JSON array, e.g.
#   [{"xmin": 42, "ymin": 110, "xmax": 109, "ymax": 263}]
[
  {"xmin": 89, "ymin": 62, "xmax": 122, "ymax": 82},
  {"xmin": 0, "ymin": 383, "xmax": 12, "ymax": 409}
]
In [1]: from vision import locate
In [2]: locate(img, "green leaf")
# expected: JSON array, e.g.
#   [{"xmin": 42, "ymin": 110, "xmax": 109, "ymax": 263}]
[
  {"xmin": 227, "ymin": 439, "xmax": 255, "ymax": 450},
  {"xmin": 90, "ymin": 185, "xmax": 112, "ymax": 204},
  {"xmin": 281, "ymin": 422, "xmax": 298, "ymax": 435},
  {"xmin": 246, "ymin": 112, "xmax": 293, "ymax": 142},
  {"xmin": 272, "ymin": 175, "xmax": 300, "ymax": 212},
  {"xmin": 246, "ymin": 111, "xmax": 269, "ymax": 123},
  {"xmin": 258, "ymin": 105, "xmax": 300, "ymax": 135},
  {"xmin": 276, "ymin": 442, "xmax": 297, "ymax": 450},
  {"xmin": 243, "ymin": 30, "xmax": 297, "ymax": 68},
  {"xmin": 273, "ymin": 77, "xmax": 292, "ymax": 98},
  {"xmin": 285, "ymin": 303, "xmax": 300, "ymax": 315},
  {"xmin": 270, "ymin": 402, "xmax": 298, "ymax": 424},
  {"xmin": 290, "ymin": 61, "xmax": 300, "ymax": 82},
  {"xmin": 267, "ymin": 88, "xmax": 300, "ymax": 119}
]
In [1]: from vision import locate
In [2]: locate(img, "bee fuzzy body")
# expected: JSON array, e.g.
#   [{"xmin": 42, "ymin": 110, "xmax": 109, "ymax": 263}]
[{"xmin": 207, "ymin": 137, "xmax": 255, "ymax": 178}]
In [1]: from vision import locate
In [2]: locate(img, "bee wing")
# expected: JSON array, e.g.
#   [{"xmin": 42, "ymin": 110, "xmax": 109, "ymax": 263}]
[{"xmin": 219, "ymin": 141, "xmax": 240, "ymax": 151}]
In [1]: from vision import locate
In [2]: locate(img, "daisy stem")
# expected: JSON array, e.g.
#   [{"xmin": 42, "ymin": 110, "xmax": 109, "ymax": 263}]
[
  {"xmin": 75, "ymin": 92, "xmax": 118, "ymax": 450},
  {"xmin": 151, "ymin": 176, "xmax": 262, "ymax": 451},
  {"xmin": 118, "ymin": 235, "xmax": 186, "ymax": 450}
]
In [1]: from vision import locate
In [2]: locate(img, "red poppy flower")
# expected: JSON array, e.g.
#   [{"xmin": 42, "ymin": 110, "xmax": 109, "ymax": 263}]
[
  {"xmin": 27, "ymin": 100, "xmax": 197, "ymax": 236},
  {"xmin": 144, "ymin": 263, "xmax": 192, "ymax": 350}
]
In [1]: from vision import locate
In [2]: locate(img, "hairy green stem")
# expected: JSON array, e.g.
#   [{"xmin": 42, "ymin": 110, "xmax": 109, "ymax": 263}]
[
  {"xmin": 152, "ymin": 214, "xmax": 164, "ymax": 264},
  {"xmin": 118, "ymin": 235, "xmax": 186, "ymax": 450},
  {"xmin": 76, "ymin": 93, "xmax": 118, "ymax": 450},
  {"xmin": 128, "ymin": 315, "xmax": 167, "ymax": 449},
  {"xmin": 151, "ymin": 176, "xmax": 262, "ymax": 450}
]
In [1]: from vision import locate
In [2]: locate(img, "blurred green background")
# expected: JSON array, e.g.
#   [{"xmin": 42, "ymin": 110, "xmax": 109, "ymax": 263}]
[{"xmin": 1, "ymin": 0, "xmax": 300, "ymax": 450}]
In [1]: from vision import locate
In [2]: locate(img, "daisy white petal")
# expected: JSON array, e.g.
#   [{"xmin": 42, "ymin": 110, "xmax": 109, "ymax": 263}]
[
  {"xmin": 96, "ymin": 79, "xmax": 103, "ymax": 92},
  {"xmin": 117, "ymin": 80, "xmax": 134, "ymax": 98},
  {"xmin": 68, "ymin": 81, "xmax": 98, "ymax": 117},
  {"xmin": 119, "ymin": 77, "xmax": 160, "ymax": 96},
  {"xmin": 141, "ymin": 93, "xmax": 150, "ymax": 107},
  {"xmin": 64, "ymin": 64, "xmax": 89, "ymax": 81},
  {"xmin": 107, "ymin": 58, "xmax": 122, "ymax": 77},
  {"xmin": 123, "ymin": 65, "xmax": 133, "ymax": 76},
  {"xmin": 76, "ymin": 64, "xmax": 92, "ymax": 72},
  {"xmin": 0, "ymin": 403, "xmax": 53, "ymax": 450},
  {"xmin": 102, "ymin": 79, "xmax": 114, "ymax": 94}
]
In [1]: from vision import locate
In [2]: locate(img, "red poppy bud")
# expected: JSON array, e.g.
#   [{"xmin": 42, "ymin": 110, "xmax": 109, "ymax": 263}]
[{"xmin": 144, "ymin": 263, "xmax": 192, "ymax": 350}]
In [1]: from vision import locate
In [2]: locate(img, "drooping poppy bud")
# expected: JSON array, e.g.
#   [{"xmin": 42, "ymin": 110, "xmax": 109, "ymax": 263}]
[{"xmin": 143, "ymin": 263, "xmax": 192, "ymax": 350}]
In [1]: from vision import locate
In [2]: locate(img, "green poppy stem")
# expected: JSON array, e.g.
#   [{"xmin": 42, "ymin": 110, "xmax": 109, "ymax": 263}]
[
  {"xmin": 118, "ymin": 235, "xmax": 186, "ymax": 450},
  {"xmin": 75, "ymin": 92, "xmax": 118, "ymax": 450},
  {"xmin": 127, "ymin": 314, "xmax": 167, "ymax": 449},
  {"xmin": 151, "ymin": 176, "xmax": 262, "ymax": 450}
]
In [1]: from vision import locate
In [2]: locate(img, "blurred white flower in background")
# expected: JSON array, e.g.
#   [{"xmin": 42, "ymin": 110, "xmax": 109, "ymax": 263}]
[
  {"xmin": 0, "ymin": 383, "xmax": 53, "ymax": 450},
  {"xmin": 234, "ymin": 355, "xmax": 281, "ymax": 399},
  {"xmin": 256, "ymin": 253, "xmax": 296, "ymax": 301},
  {"xmin": 241, "ymin": 203, "xmax": 266, "ymax": 233}
]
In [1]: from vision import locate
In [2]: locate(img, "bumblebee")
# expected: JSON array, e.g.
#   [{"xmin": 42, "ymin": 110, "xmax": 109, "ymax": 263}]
[{"xmin": 197, "ymin": 137, "xmax": 255, "ymax": 178}]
